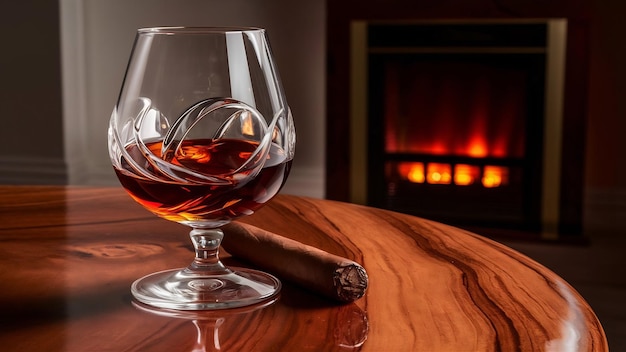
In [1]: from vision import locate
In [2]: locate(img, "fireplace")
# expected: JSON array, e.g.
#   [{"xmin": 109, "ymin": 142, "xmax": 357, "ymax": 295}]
[{"xmin": 348, "ymin": 19, "xmax": 569, "ymax": 238}]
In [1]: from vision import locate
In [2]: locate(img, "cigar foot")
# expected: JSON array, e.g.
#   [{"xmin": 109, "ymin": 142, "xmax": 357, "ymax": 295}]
[{"xmin": 334, "ymin": 264, "xmax": 368, "ymax": 302}]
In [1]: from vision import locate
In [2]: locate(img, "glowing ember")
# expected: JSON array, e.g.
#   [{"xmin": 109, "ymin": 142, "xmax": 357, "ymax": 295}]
[
  {"xmin": 407, "ymin": 163, "xmax": 425, "ymax": 183},
  {"xmin": 454, "ymin": 164, "xmax": 479, "ymax": 186},
  {"xmin": 397, "ymin": 162, "xmax": 508, "ymax": 187},
  {"xmin": 426, "ymin": 163, "xmax": 451, "ymax": 184},
  {"xmin": 482, "ymin": 166, "xmax": 508, "ymax": 188}
]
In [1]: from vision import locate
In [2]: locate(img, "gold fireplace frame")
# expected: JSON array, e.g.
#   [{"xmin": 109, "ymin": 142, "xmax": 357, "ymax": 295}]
[{"xmin": 349, "ymin": 19, "xmax": 567, "ymax": 238}]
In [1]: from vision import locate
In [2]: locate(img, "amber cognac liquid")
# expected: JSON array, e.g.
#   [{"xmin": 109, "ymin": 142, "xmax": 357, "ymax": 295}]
[{"xmin": 114, "ymin": 138, "xmax": 291, "ymax": 225}]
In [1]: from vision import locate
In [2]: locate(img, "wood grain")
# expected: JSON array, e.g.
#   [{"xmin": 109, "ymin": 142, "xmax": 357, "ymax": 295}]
[{"xmin": 0, "ymin": 186, "xmax": 607, "ymax": 351}]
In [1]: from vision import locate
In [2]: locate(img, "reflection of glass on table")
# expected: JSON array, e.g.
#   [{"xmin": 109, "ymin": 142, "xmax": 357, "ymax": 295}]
[{"xmin": 133, "ymin": 298, "xmax": 369, "ymax": 351}]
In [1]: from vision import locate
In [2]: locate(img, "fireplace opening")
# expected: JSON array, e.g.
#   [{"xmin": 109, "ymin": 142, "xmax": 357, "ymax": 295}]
[{"xmin": 350, "ymin": 19, "xmax": 567, "ymax": 236}]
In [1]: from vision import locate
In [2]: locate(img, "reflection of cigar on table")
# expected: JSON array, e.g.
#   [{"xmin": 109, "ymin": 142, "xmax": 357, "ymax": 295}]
[{"xmin": 221, "ymin": 222, "xmax": 368, "ymax": 303}]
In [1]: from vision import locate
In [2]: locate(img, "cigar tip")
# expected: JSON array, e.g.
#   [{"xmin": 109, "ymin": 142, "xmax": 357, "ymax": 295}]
[{"xmin": 334, "ymin": 263, "xmax": 369, "ymax": 302}]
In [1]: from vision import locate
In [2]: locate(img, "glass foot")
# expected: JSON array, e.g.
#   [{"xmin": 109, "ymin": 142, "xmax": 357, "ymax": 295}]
[{"xmin": 131, "ymin": 267, "xmax": 281, "ymax": 310}]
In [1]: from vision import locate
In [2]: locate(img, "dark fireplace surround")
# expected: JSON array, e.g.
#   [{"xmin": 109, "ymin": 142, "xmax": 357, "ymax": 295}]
[{"xmin": 326, "ymin": 2, "xmax": 590, "ymax": 240}]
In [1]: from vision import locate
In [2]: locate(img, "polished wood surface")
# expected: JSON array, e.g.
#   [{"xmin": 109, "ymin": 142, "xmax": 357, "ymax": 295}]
[{"xmin": 0, "ymin": 186, "xmax": 607, "ymax": 351}]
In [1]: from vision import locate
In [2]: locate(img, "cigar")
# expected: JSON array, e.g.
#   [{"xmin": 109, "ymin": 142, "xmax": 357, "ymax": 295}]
[{"xmin": 221, "ymin": 222, "xmax": 368, "ymax": 302}]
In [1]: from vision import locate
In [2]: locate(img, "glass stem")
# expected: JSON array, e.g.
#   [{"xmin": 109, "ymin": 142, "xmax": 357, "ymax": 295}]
[
  {"xmin": 191, "ymin": 318, "xmax": 224, "ymax": 352},
  {"xmin": 188, "ymin": 228, "xmax": 229, "ymax": 275}
]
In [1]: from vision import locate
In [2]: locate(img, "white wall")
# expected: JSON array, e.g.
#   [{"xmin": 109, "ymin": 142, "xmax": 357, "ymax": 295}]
[{"xmin": 60, "ymin": 0, "xmax": 326, "ymax": 198}]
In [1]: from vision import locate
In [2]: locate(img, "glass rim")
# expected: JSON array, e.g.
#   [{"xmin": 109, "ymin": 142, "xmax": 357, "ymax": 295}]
[{"xmin": 137, "ymin": 26, "xmax": 265, "ymax": 35}]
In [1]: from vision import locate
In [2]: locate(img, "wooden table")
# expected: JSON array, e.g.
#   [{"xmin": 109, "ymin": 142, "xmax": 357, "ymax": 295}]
[{"xmin": 0, "ymin": 186, "xmax": 607, "ymax": 351}]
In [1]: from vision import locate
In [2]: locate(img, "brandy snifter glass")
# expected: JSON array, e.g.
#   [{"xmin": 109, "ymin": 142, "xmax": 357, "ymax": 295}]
[{"xmin": 108, "ymin": 27, "xmax": 295, "ymax": 310}]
